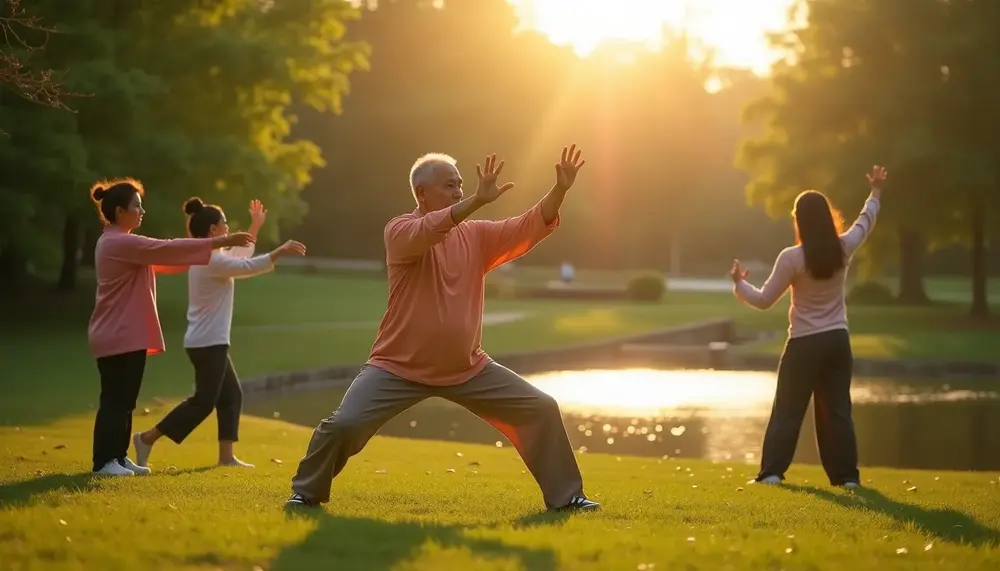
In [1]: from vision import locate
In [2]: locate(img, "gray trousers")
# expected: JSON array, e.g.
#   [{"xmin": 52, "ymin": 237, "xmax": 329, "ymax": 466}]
[{"xmin": 290, "ymin": 361, "xmax": 585, "ymax": 509}]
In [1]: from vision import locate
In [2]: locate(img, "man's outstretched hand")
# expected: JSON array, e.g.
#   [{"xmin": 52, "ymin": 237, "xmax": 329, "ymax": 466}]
[
  {"xmin": 555, "ymin": 144, "xmax": 586, "ymax": 191},
  {"xmin": 474, "ymin": 154, "xmax": 515, "ymax": 205}
]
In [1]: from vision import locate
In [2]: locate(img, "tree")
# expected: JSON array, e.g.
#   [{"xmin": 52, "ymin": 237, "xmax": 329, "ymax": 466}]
[
  {"xmin": 0, "ymin": 0, "xmax": 368, "ymax": 292},
  {"xmin": 738, "ymin": 0, "xmax": 999, "ymax": 315}
]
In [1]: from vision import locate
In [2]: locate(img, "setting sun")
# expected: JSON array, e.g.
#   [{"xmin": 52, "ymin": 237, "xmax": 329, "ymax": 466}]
[{"xmin": 510, "ymin": 0, "xmax": 797, "ymax": 74}]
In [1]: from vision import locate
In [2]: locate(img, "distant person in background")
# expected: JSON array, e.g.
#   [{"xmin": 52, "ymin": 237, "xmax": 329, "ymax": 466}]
[
  {"xmin": 730, "ymin": 165, "xmax": 888, "ymax": 489},
  {"xmin": 560, "ymin": 261, "xmax": 576, "ymax": 284},
  {"xmin": 286, "ymin": 145, "xmax": 599, "ymax": 512},
  {"xmin": 87, "ymin": 179, "xmax": 254, "ymax": 477},
  {"xmin": 132, "ymin": 198, "xmax": 306, "ymax": 471}
]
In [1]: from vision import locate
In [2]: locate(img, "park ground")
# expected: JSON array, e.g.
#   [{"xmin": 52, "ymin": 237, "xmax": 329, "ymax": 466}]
[{"xmin": 2, "ymin": 267, "xmax": 999, "ymax": 569}]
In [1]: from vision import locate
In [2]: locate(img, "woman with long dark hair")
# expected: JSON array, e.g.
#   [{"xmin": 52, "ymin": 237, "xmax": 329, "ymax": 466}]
[
  {"xmin": 730, "ymin": 165, "xmax": 888, "ymax": 488},
  {"xmin": 88, "ymin": 179, "xmax": 254, "ymax": 476},
  {"xmin": 131, "ymin": 197, "xmax": 306, "ymax": 470}
]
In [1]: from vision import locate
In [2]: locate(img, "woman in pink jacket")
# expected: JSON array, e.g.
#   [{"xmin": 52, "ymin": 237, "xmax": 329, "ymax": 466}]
[{"xmin": 87, "ymin": 178, "xmax": 254, "ymax": 476}]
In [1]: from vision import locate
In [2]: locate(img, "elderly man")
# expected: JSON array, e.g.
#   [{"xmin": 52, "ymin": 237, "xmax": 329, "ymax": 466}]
[{"xmin": 286, "ymin": 145, "xmax": 598, "ymax": 512}]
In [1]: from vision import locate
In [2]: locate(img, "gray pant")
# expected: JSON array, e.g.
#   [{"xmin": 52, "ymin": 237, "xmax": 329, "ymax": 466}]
[{"xmin": 291, "ymin": 361, "xmax": 585, "ymax": 509}]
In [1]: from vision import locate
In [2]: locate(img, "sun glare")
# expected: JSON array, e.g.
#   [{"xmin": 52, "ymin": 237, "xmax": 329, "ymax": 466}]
[{"xmin": 510, "ymin": 0, "xmax": 797, "ymax": 75}]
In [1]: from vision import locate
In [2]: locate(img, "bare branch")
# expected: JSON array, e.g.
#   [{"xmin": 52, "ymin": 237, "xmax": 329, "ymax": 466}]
[{"xmin": 0, "ymin": 0, "xmax": 81, "ymax": 111}]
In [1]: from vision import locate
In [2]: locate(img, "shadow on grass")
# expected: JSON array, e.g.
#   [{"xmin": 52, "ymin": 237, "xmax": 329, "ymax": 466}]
[
  {"xmin": 272, "ymin": 508, "xmax": 567, "ymax": 571},
  {"xmin": 786, "ymin": 484, "xmax": 1000, "ymax": 547},
  {"xmin": 0, "ymin": 472, "xmax": 96, "ymax": 510}
]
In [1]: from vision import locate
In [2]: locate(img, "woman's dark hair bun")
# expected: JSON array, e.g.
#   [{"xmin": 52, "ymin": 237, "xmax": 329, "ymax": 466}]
[
  {"xmin": 184, "ymin": 197, "xmax": 205, "ymax": 215},
  {"xmin": 92, "ymin": 185, "xmax": 108, "ymax": 201}
]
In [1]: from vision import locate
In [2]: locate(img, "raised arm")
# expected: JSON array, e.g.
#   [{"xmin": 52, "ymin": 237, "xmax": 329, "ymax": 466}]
[
  {"xmin": 471, "ymin": 203, "xmax": 559, "ymax": 272},
  {"xmin": 207, "ymin": 239, "xmax": 306, "ymax": 279},
  {"xmin": 230, "ymin": 199, "xmax": 267, "ymax": 258},
  {"xmin": 384, "ymin": 207, "xmax": 458, "ymax": 264},
  {"xmin": 841, "ymin": 165, "xmax": 887, "ymax": 257},
  {"xmin": 109, "ymin": 234, "xmax": 214, "ymax": 268},
  {"xmin": 109, "ymin": 232, "xmax": 254, "ymax": 272},
  {"xmin": 731, "ymin": 249, "xmax": 796, "ymax": 310}
]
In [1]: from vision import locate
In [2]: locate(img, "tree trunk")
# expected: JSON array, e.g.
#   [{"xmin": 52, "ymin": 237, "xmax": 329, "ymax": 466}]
[
  {"xmin": 897, "ymin": 228, "xmax": 930, "ymax": 304},
  {"xmin": 0, "ymin": 246, "xmax": 28, "ymax": 294},
  {"xmin": 80, "ymin": 226, "xmax": 97, "ymax": 267},
  {"xmin": 57, "ymin": 215, "xmax": 81, "ymax": 292},
  {"xmin": 969, "ymin": 196, "xmax": 989, "ymax": 319}
]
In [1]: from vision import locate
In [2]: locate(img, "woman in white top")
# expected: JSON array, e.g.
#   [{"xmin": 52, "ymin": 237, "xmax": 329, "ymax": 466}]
[
  {"xmin": 730, "ymin": 165, "xmax": 888, "ymax": 488},
  {"xmin": 132, "ymin": 198, "xmax": 306, "ymax": 470}
]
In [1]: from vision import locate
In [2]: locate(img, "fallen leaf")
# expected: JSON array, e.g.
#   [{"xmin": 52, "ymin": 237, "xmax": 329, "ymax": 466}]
[
  {"xmin": 142, "ymin": 408, "xmax": 151, "ymax": 415},
  {"xmin": 906, "ymin": 486, "xmax": 917, "ymax": 493},
  {"xmin": 271, "ymin": 458, "xmax": 283, "ymax": 465},
  {"xmin": 272, "ymin": 412, "xmax": 281, "ymax": 419},
  {"xmin": 686, "ymin": 537, "xmax": 695, "ymax": 542},
  {"xmin": 168, "ymin": 504, "xmax": 177, "ymax": 510},
  {"xmin": 736, "ymin": 487, "xmax": 744, "ymax": 492},
  {"xmin": 924, "ymin": 543, "xmax": 933, "ymax": 552},
  {"xmin": 58, "ymin": 519, "xmax": 67, "ymax": 526},
  {"xmin": 166, "ymin": 466, "xmax": 178, "ymax": 472},
  {"xmin": 446, "ymin": 468, "xmax": 456, "ymax": 473},
  {"xmin": 53, "ymin": 444, "xmax": 67, "ymax": 450},
  {"xmin": 896, "ymin": 547, "xmax": 908, "ymax": 555},
  {"xmin": 785, "ymin": 547, "xmax": 794, "ymax": 554},
  {"xmin": 374, "ymin": 469, "xmax": 387, "ymax": 474},
  {"xmin": 468, "ymin": 461, "xmax": 480, "ymax": 469}
]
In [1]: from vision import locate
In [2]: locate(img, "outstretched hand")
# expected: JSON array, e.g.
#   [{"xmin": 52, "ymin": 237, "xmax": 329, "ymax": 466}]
[
  {"xmin": 474, "ymin": 154, "xmax": 515, "ymax": 204},
  {"xmin": 277, "ymin": 240, "xmax": 307, "ymax": 257},
  {"xmin": 555, "ymin": 144, "xmax": 586, "ymax": 191},
  {"xmin": 866, "ymin": 165, "xmax": 888, "ymax": 191},
  {"xmin": 730, "ymin": 259, "xmax": 749, "ymax": 283}
]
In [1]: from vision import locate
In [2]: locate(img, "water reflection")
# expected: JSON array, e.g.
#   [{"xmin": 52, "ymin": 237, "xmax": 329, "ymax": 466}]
[{"xmin": 246, "ymin": 368, "xmax": 1000, "ymax": 471}]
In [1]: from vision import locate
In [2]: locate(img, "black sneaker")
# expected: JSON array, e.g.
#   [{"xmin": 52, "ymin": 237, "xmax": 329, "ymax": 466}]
[
  {"xmin": 558, "ymin": 495, "xmax": 600, "ymax": 511},
  {"xmin": 285, "ymin": 493, "xmax": 318, "ymax": 508}
]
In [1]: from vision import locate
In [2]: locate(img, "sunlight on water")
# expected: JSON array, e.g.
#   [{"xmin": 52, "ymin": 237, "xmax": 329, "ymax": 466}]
[{"xmin": 526, "ymin": 368, "xmax": 1000, "ymax": 419}]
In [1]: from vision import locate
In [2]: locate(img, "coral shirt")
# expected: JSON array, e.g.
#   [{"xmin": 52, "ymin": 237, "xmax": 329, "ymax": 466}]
[
  {"xmin": 367, "ymin": 202, "xmax": 559, "ymax": 385},
  {"xmin": 88, "ymin": 226, "xmax": 213, "ymax": 358}
]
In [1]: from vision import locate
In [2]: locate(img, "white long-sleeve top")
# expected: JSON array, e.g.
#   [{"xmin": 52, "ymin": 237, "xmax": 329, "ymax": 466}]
[
  {"xmin": 183, "ymin": 244, "xmax": 274, "ymax": 348},
  {"xmin": 734, "ymin": 195, "xmax": 880, "ymax": 338}
]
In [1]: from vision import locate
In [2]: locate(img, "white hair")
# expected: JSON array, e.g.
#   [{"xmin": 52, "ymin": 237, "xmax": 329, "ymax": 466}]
[{"xmin": 409, "ymin": 153, "xmax": 457, "ymax": 196}]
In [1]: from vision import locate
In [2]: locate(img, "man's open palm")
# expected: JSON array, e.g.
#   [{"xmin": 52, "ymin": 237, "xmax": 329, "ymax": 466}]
[
  {"xmin": 555, "ymin": 144, "xmax": 586, "ymax": 190},
  {"xmin": 475, "ymin": 154, "xmax": 515, "ymax": 204}
]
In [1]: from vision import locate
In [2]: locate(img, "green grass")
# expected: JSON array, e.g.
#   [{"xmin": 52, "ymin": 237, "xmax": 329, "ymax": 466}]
[
  {"xmin": 2, "ymin": 270, "xmax": 999, "ymax": 569},
  {"xmin": 3, "ymin": 271, "xmax": 1000, "ymax": 427},
  {"xmin": 1, "ymin": 412, "xmax": 998, "ymax": 570}
]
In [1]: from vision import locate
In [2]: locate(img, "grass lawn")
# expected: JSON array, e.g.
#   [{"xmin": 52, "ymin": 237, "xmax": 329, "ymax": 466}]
[
  {"xmin": 2, "ymin": 270, "xmax": 999, "ymax": 569},
  {"xmin": 2, "ymin": 412, "xmax": 998, "ymax": 570},
  {"xmin": 3, "ymin": 271, "xmax": 1000, "ymax": 427}
]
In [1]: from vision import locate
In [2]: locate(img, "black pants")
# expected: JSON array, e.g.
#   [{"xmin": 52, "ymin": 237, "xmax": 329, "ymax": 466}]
[
  {"xmin": 93, "ymin": 350, "xmax": 148, "ymax": 471},
  {"xmin": 757, "ymin": 328, "xmax": 860, "ymax": 485},
  {"xmin": 157, "ymin": 344, "xmax": 243, "ymax": 444}
]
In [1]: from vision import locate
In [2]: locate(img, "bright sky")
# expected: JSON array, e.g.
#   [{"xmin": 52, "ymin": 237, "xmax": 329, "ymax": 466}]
[{"xmin": 509, "ymin": 0, "xmax": 798, "ymax": 74}]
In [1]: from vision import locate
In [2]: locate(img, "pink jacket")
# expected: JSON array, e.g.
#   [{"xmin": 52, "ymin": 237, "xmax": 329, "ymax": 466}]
[{"xmin": 88, "ymin": 226, "xmax": 213, "ymax": 358}]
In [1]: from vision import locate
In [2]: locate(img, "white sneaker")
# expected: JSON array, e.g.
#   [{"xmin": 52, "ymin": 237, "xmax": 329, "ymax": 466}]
[
  {"xmin": 132, "ymin": 433, "xmax": 153, "ymax": 467},
  {"xmin": 842, "ymin": 481, "xmax": 860, "ymax": 490},
  {"xmin": 754, "ymin": 475, "xmax": 782, "ymax": 485},
  {"xmin": 219, "ymin": 457, "xmax": 255, "ymax": 468},
  {"xmin": 94, "ymin": 460, "xmax": 134, "ymax": 477},
  {"xmin": 122, "ymin": 457, "xmax": 151, "ymax": 475}
]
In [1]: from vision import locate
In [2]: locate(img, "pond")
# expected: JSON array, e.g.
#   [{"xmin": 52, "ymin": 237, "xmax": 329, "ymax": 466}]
[{"xmin": 245, "ymin": 369, "xmax": 1000, "ymax": 471}]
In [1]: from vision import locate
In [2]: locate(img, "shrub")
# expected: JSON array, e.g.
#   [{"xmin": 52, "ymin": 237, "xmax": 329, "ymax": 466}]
[
  {"xmin": 626, "ymin": 272, "xmax": 666, "ymax": 302},
  {"xmin": 847, "ymin": 281, "xmax": 895, "ymax": 305}
]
